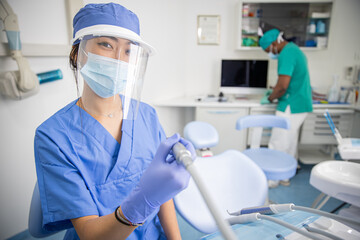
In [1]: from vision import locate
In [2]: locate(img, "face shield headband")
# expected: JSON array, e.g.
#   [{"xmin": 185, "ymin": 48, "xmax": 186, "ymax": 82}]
[{"xmin": 76, "ymin": 35, "xmax": 149, "ymax": 120}]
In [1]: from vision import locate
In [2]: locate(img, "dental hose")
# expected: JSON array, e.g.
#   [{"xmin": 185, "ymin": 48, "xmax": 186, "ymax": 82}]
[
  {"xmin": 227, "ymin": 213, "xmax": 323, "ymax": 240},
  {"xmin": 227, "ymin": 203, "xmax": 360, "ymax": 240},
  {"xmin": 228, "ymin": 203, "xmax": 360, "ymax": 227},
  {"xmin": 173, "ymin": 143, "xmax": 237, "ymax": 240},
  {"xmin": 292, "ymin": 205, "xmax": 360, "ymax": 227},
  {"xmin": 303, "ymin": 224, "xmax": 343, "ymax": 240}
]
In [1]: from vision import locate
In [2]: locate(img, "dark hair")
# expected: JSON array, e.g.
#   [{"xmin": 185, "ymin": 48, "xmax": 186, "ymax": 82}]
[
  {"xmin": 69, "ymin": 43, "xmax": 82, "ymax": 100},
  {"xmin": 69, "ymin": 44, "xmax": 79, "ymax": 71},
  {"xmin": 69, "ymin": 43, "xmax": 84, "ymax": 137}
]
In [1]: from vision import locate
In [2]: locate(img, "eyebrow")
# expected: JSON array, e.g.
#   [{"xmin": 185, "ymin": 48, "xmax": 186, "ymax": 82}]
[
  {"xmin": 102, "ymin": 36, "xmax": 134, "ymax": 46},
  {"xmin": 101, "ymin": 36, "xmax": 118, "ymax": 42}
]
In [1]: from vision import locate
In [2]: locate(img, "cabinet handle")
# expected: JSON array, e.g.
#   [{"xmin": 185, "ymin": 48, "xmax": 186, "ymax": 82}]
[
  {"xmin": 206, "ymin": 110, "xmax": 241, "ymax": 114},
  {"xmin": 314, "ymin": 127, "xmax": 332, "ymax": 130},
  {"xmin": 315, "ymin": 121, "xmax": 339, "ymax": 125},
  {"xmin": 316, "ymin": 115, "xmax": 340, "ymax": 119},
  {"xmin": 314, "ymin": 133, "xmax": 333, "ymax": 136}
]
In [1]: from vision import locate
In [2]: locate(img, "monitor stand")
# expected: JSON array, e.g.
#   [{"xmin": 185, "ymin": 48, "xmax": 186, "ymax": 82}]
[{"xmin": 234, "ymin": 94, "xmax": 249, "ymax": 100}]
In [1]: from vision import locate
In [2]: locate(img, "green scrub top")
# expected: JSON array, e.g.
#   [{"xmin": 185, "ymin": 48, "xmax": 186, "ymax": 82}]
[{"xmin": 277, "ymin": 42, "xmax": 313, "ymax": 113}]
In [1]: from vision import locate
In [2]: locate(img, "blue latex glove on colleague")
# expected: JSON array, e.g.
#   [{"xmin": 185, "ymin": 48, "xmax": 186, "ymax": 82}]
[
  {"xmin": 121, "ymin": 133, "xmax": 196, "ymax": 224},
  {"xmin": 260, "ymin": 89, "xmax": 273, "ymax": 104}
]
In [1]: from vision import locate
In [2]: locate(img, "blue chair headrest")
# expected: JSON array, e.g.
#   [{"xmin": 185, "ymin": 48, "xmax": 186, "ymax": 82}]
[{"xmin": 184, "ymin": 121, "xmax": 219, "ymax": 149}]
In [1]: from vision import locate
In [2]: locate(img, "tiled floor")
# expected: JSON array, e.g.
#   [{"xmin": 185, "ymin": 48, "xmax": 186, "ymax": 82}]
[{"xmin": 9, "ymin": 163, "xmax": 344, "ymax": 240}]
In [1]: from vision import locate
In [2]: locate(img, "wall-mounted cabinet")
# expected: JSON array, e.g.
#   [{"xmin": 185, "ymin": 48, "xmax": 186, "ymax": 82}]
[{"xmin": 237, "ymin": 0, "xmax": 333, "ymax": 50}]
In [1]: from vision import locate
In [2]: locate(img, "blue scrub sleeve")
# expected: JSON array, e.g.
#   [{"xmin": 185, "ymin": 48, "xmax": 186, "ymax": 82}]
[
  {"xmin": 34, "ymin": 130, "xmax": 99, "ymax": 231},
  {"xmin": 158, "ymin": 123, "xmax": 166, "ymax": 142}
]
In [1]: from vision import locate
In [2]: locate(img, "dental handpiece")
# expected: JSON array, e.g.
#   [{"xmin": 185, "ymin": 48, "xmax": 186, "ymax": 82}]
[
  {"xmin": 172, "ymin": 142, "xmax": 237, "ymax": 240},
  {"xmin": 227, "ymin": 204, "xmax": 294, "ymax": 216},
  {"xmin": 227, "ymin": 203, "xmax": 360, "ymax": 227},
  {"xmin": 172, "ymin": 142, "xmax": 193, "ymax": 169}
]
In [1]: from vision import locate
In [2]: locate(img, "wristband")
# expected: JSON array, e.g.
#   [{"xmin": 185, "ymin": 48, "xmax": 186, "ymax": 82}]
[{"xmin": 115, "ymin": 206, "xmax": 144, "ymax": 227}]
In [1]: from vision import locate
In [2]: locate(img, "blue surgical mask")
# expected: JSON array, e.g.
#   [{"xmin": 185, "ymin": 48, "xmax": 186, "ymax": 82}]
[
  {"xmin": 268, "ymin": 52, "xmax": 279, "ymax": 60},
  {"xmin": 268, "ymin": 45, "xmax": 279, "ymax": 60},
  {"xmin": 80, "ymin": 52, "xmax": 128, "ymax": 98}
]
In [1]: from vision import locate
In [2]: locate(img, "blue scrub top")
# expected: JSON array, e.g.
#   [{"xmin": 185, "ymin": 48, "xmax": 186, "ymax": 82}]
[{"xmin": 34, "ymin": 98, "xmax": 167, "ymax": 240}]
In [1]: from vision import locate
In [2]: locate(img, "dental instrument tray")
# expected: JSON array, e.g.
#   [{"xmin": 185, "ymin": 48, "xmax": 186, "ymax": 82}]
[{"xmin": 202, "ymin": 203, "xmax": 360, "ymax": 240}]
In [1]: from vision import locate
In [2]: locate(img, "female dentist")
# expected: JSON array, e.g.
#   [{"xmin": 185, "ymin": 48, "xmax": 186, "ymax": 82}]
[{"xmin": 34, "ymin": 3, "xmax": 195, "ymax": 240}]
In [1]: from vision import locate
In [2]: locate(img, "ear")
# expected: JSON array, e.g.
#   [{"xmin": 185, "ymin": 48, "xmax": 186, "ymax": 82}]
[{"xmin": 277, "ymin": 32, "xmax": 284, "ymax": 43}]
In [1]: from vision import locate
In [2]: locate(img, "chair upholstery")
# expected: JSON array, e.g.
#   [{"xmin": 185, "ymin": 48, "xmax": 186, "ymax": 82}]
[
  {"xmin": 175, "ymin": 121, "xmax": 268, "ymax": 234},
  {"xmin": 236, "ymin": 115, "xmax": 297, "ymax": 181},
  {"xmin": 184, "ymin": 121, "xmax": 219, "ymax": 150},
  {"xmin": 184, "ymin": 121, "xmax": 219, "ymax": 157},
  {"xmin": 174, "ymin": 150, "xmax": 268, "ymax": 234}
]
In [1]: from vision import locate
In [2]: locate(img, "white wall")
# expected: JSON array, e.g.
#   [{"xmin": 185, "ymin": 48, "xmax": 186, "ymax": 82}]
[{"xmin": 0, "ymin": 0, "xmax": 359, "ymax": 238}]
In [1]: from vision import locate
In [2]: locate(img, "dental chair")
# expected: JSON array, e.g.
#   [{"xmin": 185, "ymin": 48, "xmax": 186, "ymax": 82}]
[
  {"xmin": 174, "ymin": 121, "xmax": 268, "ymax": 234},
  {"xmin": 28, "ymin": 182, "xmax": 60, "ymax": 238},
  {"xmin": 235, "ymin": 115, "xmax": 297, "ymax": 186}
]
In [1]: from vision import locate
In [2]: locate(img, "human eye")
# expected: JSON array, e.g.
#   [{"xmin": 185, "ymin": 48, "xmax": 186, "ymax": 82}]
[
  {"xmin": 97, "ymin": 41, "xmax": 113, "ymax": 49},
  {"xmin": 125, "ymin": 48, "xmax": 131, "ymax": 56}
]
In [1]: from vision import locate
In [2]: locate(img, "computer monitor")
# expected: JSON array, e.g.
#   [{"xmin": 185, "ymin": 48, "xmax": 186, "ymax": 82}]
[{"xmin": 220, "ymin": 59, "xmax": 268, "ymax": 95}]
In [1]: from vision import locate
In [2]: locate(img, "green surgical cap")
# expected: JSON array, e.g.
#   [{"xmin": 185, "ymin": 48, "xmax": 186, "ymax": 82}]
[{"xmin": 259, "ymin": 29, "xmax": 280, "ymax": 50}]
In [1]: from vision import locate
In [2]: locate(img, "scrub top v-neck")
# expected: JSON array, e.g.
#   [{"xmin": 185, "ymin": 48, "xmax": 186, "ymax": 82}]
[{"xmin": 34, "ymin": 98, "xmax": 167, "ymax": 240}]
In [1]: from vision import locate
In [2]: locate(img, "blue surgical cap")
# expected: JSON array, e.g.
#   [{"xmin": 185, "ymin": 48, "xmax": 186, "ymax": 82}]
[
  {"xmin": 259, "ymin": 29, "xmax": 280, "ymax": 50},
  {"xmin": 72, "ymin": 3, "xmax": 140, "ymax": 45}
]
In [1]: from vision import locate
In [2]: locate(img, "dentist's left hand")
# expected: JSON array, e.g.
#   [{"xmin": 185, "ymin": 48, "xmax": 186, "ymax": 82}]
[{"xmin": 121, "ymin": 133, "xmax": 196, "ymax": 224}]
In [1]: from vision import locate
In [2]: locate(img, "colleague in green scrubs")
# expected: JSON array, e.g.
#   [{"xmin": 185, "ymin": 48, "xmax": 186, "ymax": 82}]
[{"xmin": 259, "ymin": 29, "xmax": 313, "ymax": 187}]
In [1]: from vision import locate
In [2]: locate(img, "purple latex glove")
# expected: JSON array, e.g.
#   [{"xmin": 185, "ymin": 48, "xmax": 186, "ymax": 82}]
[{"xmin": 121, "ymin": 133, "xmax": 196, "ymax": 224}]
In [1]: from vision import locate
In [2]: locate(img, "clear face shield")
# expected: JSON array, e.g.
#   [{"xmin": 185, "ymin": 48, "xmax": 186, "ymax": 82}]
[{"xmin": 76, "ymin": 35, "xmax": 149, "ymax": 120}]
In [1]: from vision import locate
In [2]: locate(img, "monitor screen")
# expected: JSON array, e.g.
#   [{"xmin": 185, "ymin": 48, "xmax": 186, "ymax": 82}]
[{"xmin": 220, "ymin": 60, "xmax": 268, "ymax": 95}]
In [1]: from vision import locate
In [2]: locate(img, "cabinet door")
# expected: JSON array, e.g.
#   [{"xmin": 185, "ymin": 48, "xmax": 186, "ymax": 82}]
[
  {"xmin": 299, "ymin": 109, "xmax": 354, "ymax": 144},
  {"xmin": 352, "ymin": 111, "xmax": 360, "ymax": 138},
  {"xmin": 196, "ymin": 107, "xmax": 249, "ymax": 155}
]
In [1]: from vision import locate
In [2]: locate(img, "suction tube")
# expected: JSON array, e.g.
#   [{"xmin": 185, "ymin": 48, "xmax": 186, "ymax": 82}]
[
  {"xmin": 227, "ymin": 203, "xmax": 360, "ymax": 239},
  {"xmin": 226, "ymin": 213, "xmax": 324, "ymax": 240},
  {"xmin": 173, "ymin": 142, "xmax": 237, "ymax": 240}
]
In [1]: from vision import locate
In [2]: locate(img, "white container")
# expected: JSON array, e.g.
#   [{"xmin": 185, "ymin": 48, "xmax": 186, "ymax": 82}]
[
  {"xmin": 309, "ymin": 21, "xmax": 316, "ymax": 34},
  {"xmin": 242, "ymin": 4, "xmax": 249, "ymax": 17},
  {"xmin": 347, "ymin": 89, "xmax": 356, "ymax": 104},
  {"xmin": 317, "ymin": 37, "xmax": 328, "ymax": 48},
  {"xmin": 327, "ymin": 75, "xmax": 340, "ymax": 102},
  {"xmin": 339, "ymin": 88, "xmax": 348, "ymax": 103}
]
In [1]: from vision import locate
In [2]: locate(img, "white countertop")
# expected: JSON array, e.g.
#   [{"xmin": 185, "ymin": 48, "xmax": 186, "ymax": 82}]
[{"xmin": 152, "ymin": 96, "xmax": 355, "ymax": 110}]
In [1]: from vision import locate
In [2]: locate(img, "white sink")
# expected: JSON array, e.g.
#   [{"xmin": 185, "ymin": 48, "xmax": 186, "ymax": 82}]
[{"xmin": 310, "ymin": 160, "xmax": 360, "ymax": 207}]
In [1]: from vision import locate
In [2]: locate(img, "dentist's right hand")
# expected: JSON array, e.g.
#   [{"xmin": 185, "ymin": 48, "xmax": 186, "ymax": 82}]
[{"xmin": 121, "ymin": 133, "xmax": 196, "ymax": 224}]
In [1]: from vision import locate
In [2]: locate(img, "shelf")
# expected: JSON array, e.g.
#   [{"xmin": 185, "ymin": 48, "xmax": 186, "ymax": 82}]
[
  {"xmin": 306, "ymin": 33, "xmax": 327, "ymax": 36},
  {"xmin": 236, "ymin": 46, "xmax": 328, "ymax": 51},
  {"xmin": 0, "ymin": 43, "xmax": 71, "ymax": 57},
  {"xmin": 242, "ymin": 32, "xmax": 258, "ymax": 35},
  {"xmin": 310, "ymin": 17, "xmax": 330, "ymax": 20},
  {"xmin": 242, "ymin": 16, "xmax": 260, "ymax": 19}
]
